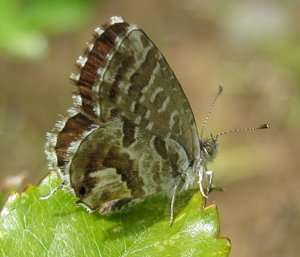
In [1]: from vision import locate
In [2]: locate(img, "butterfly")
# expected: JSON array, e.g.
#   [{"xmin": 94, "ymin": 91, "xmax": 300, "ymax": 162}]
[{"xmin": 45, "ymin": 16, "xmax": 268, "ymax": 225}]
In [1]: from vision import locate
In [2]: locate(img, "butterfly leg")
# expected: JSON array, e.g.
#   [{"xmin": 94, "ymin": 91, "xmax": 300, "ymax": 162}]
[
  {"xmin": 169, "ymin": 178, "xmax": 182, "ymax": 226},
  {"xmin": 198, "ymin": 169, "xmax": 214, "ymax": 198},
  {"xmin": 198, "ymin": 170, "xmax": 208, "ymax": 198},
  {"xmin": 205, "ymin": 170, "xmax": 214, "ymax": 193},
  {"xmin": 39, "ymin": 185, "xmax": 63, "ymax": 200}
]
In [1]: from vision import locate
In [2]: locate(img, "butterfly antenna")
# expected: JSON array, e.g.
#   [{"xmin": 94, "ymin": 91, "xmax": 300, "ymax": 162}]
[
  {"xmin": 216, "ymin": 123, "xmax": 270, "ymax": 137},
  {"xmin": 200, "ymin": 85, "xmax": 223, "ymax": 138}
]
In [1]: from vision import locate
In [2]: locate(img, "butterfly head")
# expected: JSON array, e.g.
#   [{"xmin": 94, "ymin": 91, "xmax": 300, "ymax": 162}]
[{"xmin": 200, "ymin": 134, "xmax": 218, "ymax": 164}]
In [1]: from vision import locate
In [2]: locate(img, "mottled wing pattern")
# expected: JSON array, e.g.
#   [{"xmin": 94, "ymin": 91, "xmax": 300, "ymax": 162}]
[
  {"xmin": 46, "ymin": 17, "xmax": 201, "ymax": 213},
  {"xmin": 71, "ymin": 17, "xmax": 200, "ymax": 162}
]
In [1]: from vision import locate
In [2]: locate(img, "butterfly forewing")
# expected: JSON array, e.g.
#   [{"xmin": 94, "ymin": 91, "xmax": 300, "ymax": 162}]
[{"xmin": 73, "ymin": 18, "xmax": 200, "ymax": 162}]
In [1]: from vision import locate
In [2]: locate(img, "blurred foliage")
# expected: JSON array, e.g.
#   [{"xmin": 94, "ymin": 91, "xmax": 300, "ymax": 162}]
[
  {"xmin": 0, "ymin": 171, "xmax": 28, "ymax": 209},
  {"xmin": 0, "ymin": 192, "xmax": 9, "ymax": 210},
  {"xmin": 0, "ymin": 0, "xmax": 98, "ymax": 59}
]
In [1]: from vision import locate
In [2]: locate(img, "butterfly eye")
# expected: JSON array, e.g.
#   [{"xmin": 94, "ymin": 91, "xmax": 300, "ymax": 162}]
[
  {"xmin": 201, "ymin": 140, "xmax": 217, "ymax": 162},
  {"xmin": 205, "ymin": 144, "xmax": 213, "ymax": 157}
]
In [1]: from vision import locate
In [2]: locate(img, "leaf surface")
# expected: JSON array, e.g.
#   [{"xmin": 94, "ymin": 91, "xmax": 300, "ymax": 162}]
[{"xmin": 0, "ymin": 173, "xmax": 230, "ymax": 257}]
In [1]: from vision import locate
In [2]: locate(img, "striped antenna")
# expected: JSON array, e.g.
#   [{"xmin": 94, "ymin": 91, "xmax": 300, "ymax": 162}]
[
  {"xmin": 200, "ymin": 85, "xmax": 223, "ymax": 137},
  {"xmin": 216, "ymin": 123, "xmax": 270, "ymax": 137}
]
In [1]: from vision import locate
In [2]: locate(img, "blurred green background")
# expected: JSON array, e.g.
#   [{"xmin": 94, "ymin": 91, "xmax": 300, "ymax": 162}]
[{"xmin": 0, "ymin": 1, "xmax": 299, "ymax": 256}]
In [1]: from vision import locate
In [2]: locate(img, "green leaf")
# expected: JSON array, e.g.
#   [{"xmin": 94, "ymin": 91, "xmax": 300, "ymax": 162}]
[{"xmin": 0, "ymin": 173, "xmax": 230, "ymax": 256}]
